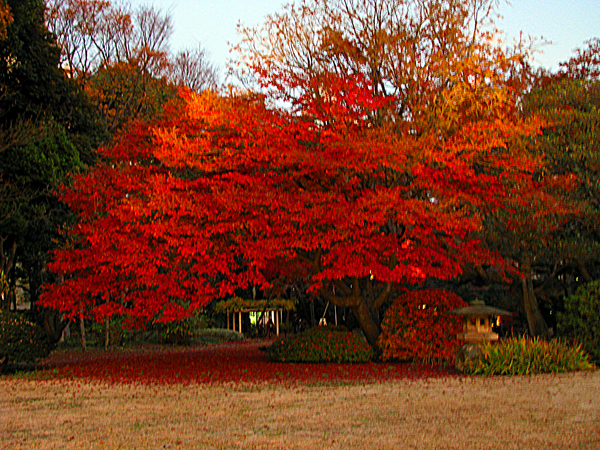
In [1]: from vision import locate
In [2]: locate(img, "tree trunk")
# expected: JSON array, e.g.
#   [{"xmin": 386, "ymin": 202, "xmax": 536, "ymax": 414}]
[
  {"xmin": 104, "ymin": 317, "xmax": 110, "ymax": 349},
  {"xmin": 520, "ymin": 259, "xmax": 549, "ymax": 338},
  {"xmin": 318, "ymin": 276, "xmax": 390, "ymax": 355},
  {"xmin": 0, "ymin": 237, "xmax": 16, "ymax": 311},
  {"xmin": 576, "ymin": 258, "xmax": 593, "ymax": 283},
  {"xmin": 351, "ymin": 299, "xmax": 382, "ymax": 354},
  {"xmin": 43, "ymin": 308, "xmax": 69, "ymax": 343},
  {"xmin": 79, "ymin": 308, "xmax": 87, "ymax": 351}
]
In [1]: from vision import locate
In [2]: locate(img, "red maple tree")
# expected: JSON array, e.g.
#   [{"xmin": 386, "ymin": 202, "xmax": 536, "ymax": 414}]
[
  {"xmin": 41, "ymin": 1, "xmax": 571, "ymax": 351},
  {"xmin": 40, "ymin": 79, "xmax": 551, "ymax": 350}
]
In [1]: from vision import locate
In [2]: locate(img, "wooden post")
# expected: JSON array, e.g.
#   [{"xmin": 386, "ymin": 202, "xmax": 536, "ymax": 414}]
[
  {"xmin": 275, "ymin": 309, "xmax": 280, "ymax": 336},
  {"xmin": 238, "ymin": 311, "xmax": 242, "ymax": 334}
]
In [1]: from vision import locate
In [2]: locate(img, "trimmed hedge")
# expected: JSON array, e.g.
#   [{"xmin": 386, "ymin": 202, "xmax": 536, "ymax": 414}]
[
  {"xmin": 267, "ymin": 326, "xmax": 374, "ymax": 363},
  {"xmin": 195, "ymin": 328, "xmax": 244, "ymax": 344},
  {"xmin": 460, "ymin": 337, "xmax": 594, "ymax": 375}
]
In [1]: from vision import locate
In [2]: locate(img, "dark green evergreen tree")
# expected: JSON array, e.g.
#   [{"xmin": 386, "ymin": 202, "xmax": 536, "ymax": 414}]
[{"xmin": 0, "ymin": 0, "xmax": 103, "ymax": 341}]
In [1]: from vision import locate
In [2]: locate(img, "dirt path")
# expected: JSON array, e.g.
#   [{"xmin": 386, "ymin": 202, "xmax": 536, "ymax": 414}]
[{"xmin": 2, "ymin": 370, "xmax": 599, "ymax": 449}]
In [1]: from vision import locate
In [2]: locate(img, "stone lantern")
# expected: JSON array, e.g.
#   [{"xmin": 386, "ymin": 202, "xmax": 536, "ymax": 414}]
[
  {"xmin": 447, "ymin": 299, "xmax": 512, "ymax": 370},
  {"xmin": 448, "ymin": 299, "xmax": 512, "ymax": 343}
]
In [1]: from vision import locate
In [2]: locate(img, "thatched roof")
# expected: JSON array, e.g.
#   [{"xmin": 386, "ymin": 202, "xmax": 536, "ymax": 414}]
[{"xmin": 213, "ymin": 296, "xmax": 297, "ymax": 313}]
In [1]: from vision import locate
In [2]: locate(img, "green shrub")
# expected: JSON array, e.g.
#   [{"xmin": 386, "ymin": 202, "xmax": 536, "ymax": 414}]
[
  {"xmin": 0, "ymin": 311, "xmax": 54, "ymax": 366},
  {"xmin": 89, "ymin": 317, "xmax": 134, "ymax": 347},
  {"xmin": 378, "ymin": 289, "xmax": 466, "ymax": 364},
  {"xmin": 159, "ymin": 314, "xmax": 208, "ymax": 345},
  {"xmin": 267, "ymin": 326, "xmax": 374, "ymax": 363},
  {"xmin": 195, "ymin": 328, "xmax": 244, "ymax": 344},
  {"xmin": 558, "ymin": 281, "xmax": 600, "ymax": 362},
  {"xmin": 461, "ymin": 337, "xmax": 594, "ymax": 375}
]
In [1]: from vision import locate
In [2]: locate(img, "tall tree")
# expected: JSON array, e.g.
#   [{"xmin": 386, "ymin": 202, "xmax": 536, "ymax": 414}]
[
  {"xmin": 236, "ymin": 0, "xmax": 561, "ymax": 337},
  {"xmin": 556, "ymin": 37, "xmax": 600, "ymax": 80},
  {"xmin": 41, "ymin": 85, "xmax": 555, "ymax": 351},
  {"xmin": 41, "ymin": 0, "xmax": 568, "ymax": 350},
  {"xmin": 46, "ymin": 0, "xmax": 218, "ymax": 138},
  {"xmin": 521, "ymin": 39, "xmax": 600, "ymax": 322},
  {"xmin": 0, "ymin": 0, "xmax": 97, "ymax": 335},
  {"xmin": 46, "ymin": 0, "xmax": 174, "ymax": 136},
  {"xmin": 465, "ymin": 38, "xmax": 600, "ymax": 337}
]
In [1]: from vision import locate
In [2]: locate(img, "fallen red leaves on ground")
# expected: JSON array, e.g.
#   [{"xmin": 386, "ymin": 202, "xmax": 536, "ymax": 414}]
[{"xmin": 34, "ymin": 340, "xmax": 457, "ymax": 386}]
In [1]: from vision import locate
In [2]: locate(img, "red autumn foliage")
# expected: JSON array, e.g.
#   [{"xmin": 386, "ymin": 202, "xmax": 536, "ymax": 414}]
[
  {"xmin": 378, "ymin": 289, "xmax": 466, "ymax": 363},
  {"xmin": 33, "ymin": 340, "xmax": 454, "ymax": 386},
  {"xmin": 40, "ymin": 86, "xmax": 549, "ymax": 350},
  {"xmin": 37, "ymin": 0, "xmax": 582, "ymax": 362}
]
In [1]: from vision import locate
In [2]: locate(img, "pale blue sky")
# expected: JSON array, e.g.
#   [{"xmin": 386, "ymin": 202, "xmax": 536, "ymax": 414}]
[{"xmin": 131, "ymin": 0, "xmax": 599, "ymax": 77}]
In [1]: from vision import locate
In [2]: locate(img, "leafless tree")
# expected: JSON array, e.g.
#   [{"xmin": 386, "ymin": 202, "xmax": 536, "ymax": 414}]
[{"xmin": 170, "ymin": 46, "xmax": 219, "ymax": 92}]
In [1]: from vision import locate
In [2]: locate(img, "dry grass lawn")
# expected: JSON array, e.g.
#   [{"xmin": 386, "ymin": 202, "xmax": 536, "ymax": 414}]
[{"xmin": 1, "ymin": 370, "xmax": 599, "ymax": 450}]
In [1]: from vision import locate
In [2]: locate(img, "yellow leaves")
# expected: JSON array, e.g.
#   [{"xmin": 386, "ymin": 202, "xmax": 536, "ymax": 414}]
[{"xmin": 427, "ymin": 64, "xmax": 517, "ymax": 137}]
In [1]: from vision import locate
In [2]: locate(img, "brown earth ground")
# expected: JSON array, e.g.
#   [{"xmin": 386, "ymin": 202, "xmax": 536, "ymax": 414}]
[{"xmin": 1, "ymin": 370, "xmax": 599, "ymax": 450}]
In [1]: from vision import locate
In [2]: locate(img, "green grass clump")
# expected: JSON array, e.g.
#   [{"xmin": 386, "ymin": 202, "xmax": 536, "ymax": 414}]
[
  {"xmin": 461, "ymin": 336, "xmax": 595, "ymax": 375},
  {"xmin": 267, "ymin": 327, "xmax": 374, "ymax": 363}
]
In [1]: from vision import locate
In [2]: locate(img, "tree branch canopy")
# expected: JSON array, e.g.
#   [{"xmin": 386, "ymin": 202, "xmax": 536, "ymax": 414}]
[{"xmin": 40, "ymin": 0, "xmax": 572, "ymax": 348}]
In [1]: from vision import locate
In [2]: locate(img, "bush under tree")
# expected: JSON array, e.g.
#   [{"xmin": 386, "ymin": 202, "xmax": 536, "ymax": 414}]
[
  {"xmin": 558, "ymin": 280, "xmax": 600, "ymax": 362},
  {"xmin": 0, "ymin": 310, "xmax": 53, "ymax": 369},
  {"xmin": 378, "ymin": 289, "xmax": 466, "ymax": 363},
  {"xmin": 267, "ymin": 326, "xmax": 373, "ymax": 363}
]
